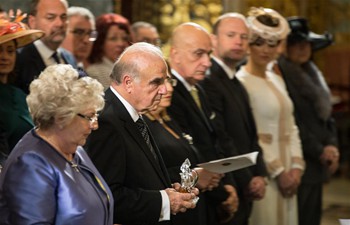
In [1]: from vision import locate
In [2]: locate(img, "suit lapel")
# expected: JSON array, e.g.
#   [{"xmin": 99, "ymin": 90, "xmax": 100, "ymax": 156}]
[
  {"xmin": 195, "ymin": 84, "xmax": 214, "ymax": 132},
  {"xmin": 105, "ymin": 89, "xmax": 171, "ymax": 186},
  {"xmin": 173, "ymin": 76, "xmax": 213, "ymax": 132},
  {"xmin": 28, "ymin": 44, "xmax": 46, "ymax": 76},
  {"xmin": 59, "ymin": 48, "xmax": 77, "ymax": 68},
  {"xmin": 211, "ymin": 60, "xmax": 253, "ymax": 132}
]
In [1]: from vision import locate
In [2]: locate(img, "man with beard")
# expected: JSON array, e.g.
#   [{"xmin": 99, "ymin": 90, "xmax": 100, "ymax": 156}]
[
  {"xmin": 15, "ymin": 0, "xmax": 76, "ymax": 94},
  {"xmin": 201, "ymin": 13, "xmax": 268, "ymax": 225}
]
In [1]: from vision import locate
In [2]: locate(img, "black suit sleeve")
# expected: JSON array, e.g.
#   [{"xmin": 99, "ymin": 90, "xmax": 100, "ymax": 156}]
[{"xmin": 85, "ymin": 111, "xmax": 162, "ymax": 224}]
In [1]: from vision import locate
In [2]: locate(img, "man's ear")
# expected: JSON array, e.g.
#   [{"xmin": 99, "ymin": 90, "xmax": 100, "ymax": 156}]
[
  {"xmin": 28, "ymin": 15, "xmax": 36, "ymax": 29},
  {"xmin": 170, "ymin": 47, "xmax": 180, "ymax": 64},
  {"xmin": 122, "ymin": 74, "xmax": 133, "ymax": 93},
  {"xmin": 210, "ymin": 34, "xmax": 218, "ymax": 49}
]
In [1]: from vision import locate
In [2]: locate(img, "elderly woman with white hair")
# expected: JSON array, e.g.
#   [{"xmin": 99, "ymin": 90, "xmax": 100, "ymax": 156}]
[
  {"xmin": 0, "ymin": 64, "xmax": 113, "ymax": 225},
  {"xmin": 236, "ymin": 7, "xmax": 305, "ymax": 225}
]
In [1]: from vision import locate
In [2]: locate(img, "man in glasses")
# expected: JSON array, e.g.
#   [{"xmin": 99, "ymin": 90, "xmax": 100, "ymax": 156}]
[
  {"xmin": 61, "ymin": 6, "xmax": 97, "ymax": 69},
  {"xmin": 131, "ymin": 21, "xmax": 161, "ymax": 47}
]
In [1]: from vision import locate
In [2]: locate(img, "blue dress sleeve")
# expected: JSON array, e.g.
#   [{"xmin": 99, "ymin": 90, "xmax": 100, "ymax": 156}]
[{"xmin": 2, "ymin": 152, "xmax": 56, "ymax": 225}]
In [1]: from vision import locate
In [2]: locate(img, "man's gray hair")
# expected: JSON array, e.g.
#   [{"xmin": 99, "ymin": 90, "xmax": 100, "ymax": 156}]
[
  {"xmin": 67, "ymin": 6, "xmax": 96, "ymax": 29},
  {"xmin": 131, "ymin": 21, "xmax": 158, "ymax": 34},
  {"xmin": 110, "ymin": 42, "xmax": 165, "ymax": 84}
]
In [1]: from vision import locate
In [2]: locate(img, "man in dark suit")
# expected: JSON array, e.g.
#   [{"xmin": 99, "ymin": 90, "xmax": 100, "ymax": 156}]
[
  {"xmin": 15, "ymin": 0, "xmax": 76, "ymax": 94},
  {"xmin": 167, "ymin": 22, "xmax": 239, "ymax": 225},
  {"xmin": 85, "ymin": 42, "xmax": 198, "ymax": 225},
  {"xmin": 200, "ymin": 13, "xmax": 268, "ymax": 225}
]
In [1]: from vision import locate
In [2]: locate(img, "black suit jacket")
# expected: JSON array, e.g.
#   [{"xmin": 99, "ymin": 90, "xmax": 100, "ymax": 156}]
[
  {"xmin": 278, "ymin": 57, "xmax": 338, "ymax": 184},
  {"xmin": 144, "ymin": 116, "xmax": 213, "ymax": 225},
  {"xmin": 167, "ymin": 74, "xmax": 234, "ymax": 215},
  {"xmin": 202, "ymin": 59, "xmax": 267, "ymax": 178},
  {"xmin": 86, "ymin": 88, "xmax": 172, "ymax": 225},
  {"xmin": 168, "ymin": 77, "xmax": 221, "ymax": 162},
  {"xmin": 201, "ymin": 59, "xmax": 267, "ymax": 225},
  {"xmin": 15, "ymin": 43, "xmax": 77, "ymax": 94}
]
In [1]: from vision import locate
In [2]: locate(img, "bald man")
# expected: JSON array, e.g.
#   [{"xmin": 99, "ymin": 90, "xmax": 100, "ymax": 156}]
[
  {"xmin": 86, "ymin": 42, "xmax": 199, "ymax": 225},
  {"xmin": 167, "ymin": 22, "xmax": 239, "ymax": 225}
]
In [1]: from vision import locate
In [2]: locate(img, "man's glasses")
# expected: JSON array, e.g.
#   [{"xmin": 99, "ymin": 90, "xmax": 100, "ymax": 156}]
[
  {"xmin": 77, "ymin": 113, "xmax": 99, "ymax": 125},
  {"xmin": 70, "ymin": 29, "xmax": 98, "ymax": 42}
]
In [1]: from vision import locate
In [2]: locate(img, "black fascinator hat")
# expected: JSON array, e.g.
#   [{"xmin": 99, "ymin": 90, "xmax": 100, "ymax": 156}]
[{"xmin": 287, "ymin": 17, "xmax": 333, "ymax": 51}]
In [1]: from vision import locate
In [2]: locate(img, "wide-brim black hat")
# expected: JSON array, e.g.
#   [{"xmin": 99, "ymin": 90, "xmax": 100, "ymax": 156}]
[{"xmin": 287, "ymin": 17, "xmax": 333, "ymax": 51}]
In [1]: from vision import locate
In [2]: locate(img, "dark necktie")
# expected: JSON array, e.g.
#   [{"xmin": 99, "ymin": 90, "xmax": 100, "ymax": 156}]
[
  {"xmin": 136, "ymin": 117, "xmax": 158, "ymax": 160},
  {"xmin": 52, "ymin": 51, "xmax": 61, "ymax": 64}
]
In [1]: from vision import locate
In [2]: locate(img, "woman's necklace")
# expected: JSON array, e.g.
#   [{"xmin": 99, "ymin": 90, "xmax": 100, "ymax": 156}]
[{"xmin": 36, "ymin": 129, "xmax": 77, "ymax": 171}]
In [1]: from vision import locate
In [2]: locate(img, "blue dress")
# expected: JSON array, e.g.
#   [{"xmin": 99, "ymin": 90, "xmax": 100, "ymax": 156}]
[{"xmin": 0, "ymin": 129, "xmax": 114, "ymax": 225}]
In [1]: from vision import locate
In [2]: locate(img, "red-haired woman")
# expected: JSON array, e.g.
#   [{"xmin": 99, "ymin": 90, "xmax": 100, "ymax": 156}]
[{"xmin": 86, "ymin": 13, "xmax": 132, "ymax": 90}]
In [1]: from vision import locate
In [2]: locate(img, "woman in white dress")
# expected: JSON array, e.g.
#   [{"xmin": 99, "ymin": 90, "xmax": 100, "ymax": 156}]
[{"xmin": 236, "ymin": 7, "xmax": 305, "ymax": 225}]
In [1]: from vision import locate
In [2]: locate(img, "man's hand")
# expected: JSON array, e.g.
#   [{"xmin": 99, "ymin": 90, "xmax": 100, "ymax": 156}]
[
  {"xmin": 217, "ymin": 184, "xmax": 239, "ymax": 223},
  {"xmin": 321, "ymin": 145, "xmax": 339, "ymax": 175},
  {"xmin": 221, "ymin": 185, "xmax": 239, "ymax": 215},
  {"xmin": 166, "ymin": 183, "xmax": 199, "ymax": 215},
  {"xmin": 194, "ymin": 167, "xmax": 224, "ymax": 191},
  {"xmin": 247, "ymin": 176, "xmax": 266, "ymax": 200}
]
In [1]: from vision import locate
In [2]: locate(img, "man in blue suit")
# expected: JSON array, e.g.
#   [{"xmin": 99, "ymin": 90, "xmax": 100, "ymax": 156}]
[{"xmin": 15, "ymin": 0, "xmax": 76, "ymax": 94}]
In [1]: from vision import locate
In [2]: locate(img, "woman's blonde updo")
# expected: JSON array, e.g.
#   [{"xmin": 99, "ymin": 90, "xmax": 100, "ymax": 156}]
[{"xmin": 27, "ymin": 64, "xmax": 105, "ymax": 129}]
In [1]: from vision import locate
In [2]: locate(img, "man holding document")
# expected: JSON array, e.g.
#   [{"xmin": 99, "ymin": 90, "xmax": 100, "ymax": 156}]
[{"xmin": 167, "ymin": 22, "xmax": 239, "ymax": 225}]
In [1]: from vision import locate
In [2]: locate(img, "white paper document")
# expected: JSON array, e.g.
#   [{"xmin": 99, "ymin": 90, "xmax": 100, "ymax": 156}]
[
  {"xmin": 339, "ymin": 219, "xmax": 350, "ymax": 225},
  {"xmin": 198, "ymin": 152, "xmax": 259, "ymax": 173}
]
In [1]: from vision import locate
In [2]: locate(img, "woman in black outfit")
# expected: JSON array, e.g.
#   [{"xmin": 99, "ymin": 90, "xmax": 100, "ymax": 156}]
[{"xmin": 144, "ymin": 77, "xmax": 226, "ymax": 225}]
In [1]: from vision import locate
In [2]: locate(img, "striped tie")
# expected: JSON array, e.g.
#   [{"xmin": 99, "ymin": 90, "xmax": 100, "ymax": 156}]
[{"xmin": 136, "ymin": 117, "xmax": 158, "ymax": 160}]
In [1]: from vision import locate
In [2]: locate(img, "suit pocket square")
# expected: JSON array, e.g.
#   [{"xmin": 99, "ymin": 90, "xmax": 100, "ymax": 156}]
[{"xmin": 210, "ymin": 112, "xmax": 216, "ymax": 120}]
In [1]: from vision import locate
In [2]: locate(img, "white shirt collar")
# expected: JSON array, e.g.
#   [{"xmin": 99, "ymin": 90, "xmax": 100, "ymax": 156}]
[
  {"xmin": 171, "ymin": 69, "xmax": 193, "ymax": 91},
  {"xmin": 34, "ymin": 40, "xmax": 61, "ymax": 66},
  {"xmin": 211, "ymin": 55, "xmax": 236, "ymax": 79},
  {"xmin": 110, "ymin": 86, "xmax": 140, "ymax": 122}
]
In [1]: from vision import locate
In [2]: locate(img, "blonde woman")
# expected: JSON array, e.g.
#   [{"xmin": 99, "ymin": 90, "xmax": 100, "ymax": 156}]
[{"xmin": 0, "ymin": 65, "xmax": 113, "ymax": 225}]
